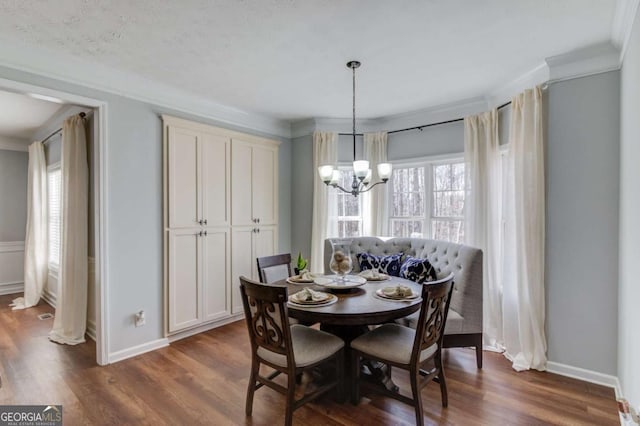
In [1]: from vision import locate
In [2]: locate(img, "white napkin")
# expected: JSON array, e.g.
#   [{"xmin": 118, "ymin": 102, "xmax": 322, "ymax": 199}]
[
  {"xmin": 293, "ymin": 287, "xmax": 327, "ymax": 302},
  {"xmin": 299, "ymin": 271, "xmax": 314, "ymax": 281},
  {"xmin": 382, "ymin": 285, "xmax": 412, "ymax": 298},
  {"xmin": 359, "ymin": 269, "xmax": 381, "ymax": 279}
]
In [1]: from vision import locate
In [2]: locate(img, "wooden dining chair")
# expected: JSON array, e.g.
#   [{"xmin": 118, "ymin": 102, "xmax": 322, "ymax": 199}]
[
  {"xmin": 256, "ymin": 253, "xmax": 293, "ymax": 283},
  {"xmin": 239, "ymin": 276, "xmax": 345, "ymax": 426},
  {"xmin": 350, "ymin": 273, "xmax": 455, "ymax": 426}
]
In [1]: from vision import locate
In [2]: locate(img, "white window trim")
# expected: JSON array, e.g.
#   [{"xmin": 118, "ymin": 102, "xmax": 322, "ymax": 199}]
[{"xmin": 386, "ymin": 153, "xmax": 464, "ymax": 240}]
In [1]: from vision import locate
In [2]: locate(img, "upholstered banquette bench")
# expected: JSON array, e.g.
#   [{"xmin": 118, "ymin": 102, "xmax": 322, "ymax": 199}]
[{"xmin": 324, "ymin": 237, "xmax": 483, "ymax": 368}]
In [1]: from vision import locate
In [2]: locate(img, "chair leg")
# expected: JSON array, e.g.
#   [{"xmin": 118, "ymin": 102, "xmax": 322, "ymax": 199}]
[
  {"xmin": 409, "ymin": 370, "xmax": 424, "ymax": 426},
  {"xmin": 335, "ymin": 350, "xmax": 345, "ymax": 403},
  {"xmin": 351, "ymin": 350, "xmax": 361, "ymax": 405},
  {"xmin": 475, "ymin": 333, "xmax": 483, "ymax": 369},
  {"xmin": 285, "ymin": 371, "xmax": 296, "ymax": 426},
  {"xmin": 435, "ymin": 355, "xmax": 448, "ymax": 408},
  {"xmin": 246, "ymin": 360, "xmax": 259, "ymax": 416}
]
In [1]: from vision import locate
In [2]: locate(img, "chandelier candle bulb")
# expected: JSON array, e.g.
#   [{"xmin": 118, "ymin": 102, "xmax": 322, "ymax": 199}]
[
  {"xmin": 377, "ymin": 163, "xmax": 393, "ymax": 181},
  {"xmin": 318, "ymin": 165, "xmax": 334, "ymax": 183},
  {"xmin": 353, "ymin": 160, "xmax": 370, "ymax": 179}
]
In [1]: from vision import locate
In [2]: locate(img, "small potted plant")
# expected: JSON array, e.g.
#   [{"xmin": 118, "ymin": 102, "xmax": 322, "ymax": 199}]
[{"xmin": 294, "ymin": 252, "xmax": 308, "ymax": 276}]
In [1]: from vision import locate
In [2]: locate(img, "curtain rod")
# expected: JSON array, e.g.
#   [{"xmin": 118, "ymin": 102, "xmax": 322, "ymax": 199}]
[
  {"xmin": 41, "ymin": 112, "xmax": 87, "ymax": 145},
  {"xmin": 337, "ymin": 101, "xmax": 511, "ymax": 136}
]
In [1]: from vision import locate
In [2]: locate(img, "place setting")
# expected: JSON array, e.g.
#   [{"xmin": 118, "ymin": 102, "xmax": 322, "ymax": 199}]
[
  {"xmin": 374, "ymin": 284, "xmax": 421, "ymax": 302},
  {"xmin": 288, "ymin": 287, "xmax": 337, "ymax": 308}
]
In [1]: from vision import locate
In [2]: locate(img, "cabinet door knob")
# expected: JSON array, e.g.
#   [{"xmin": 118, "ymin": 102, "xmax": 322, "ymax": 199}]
[
  {"xmin": 198, "ymin": 219, "xmax": 203, "ymax": 225},
  {"xmin": 257, "ymin": 218, "xmax": 260, "ymax": 224},
  {"xmin": 204, "ymin": 219, "xmax": 208, "ymax": 225},
  {"xmin": 257, "ymin": 228, "xmax": 260, "ymax": 233},
  {"xmin": 204, "ymin": 230, "xmax": 208, "ymax": 236},
  {"xmin": 198, "ymin": 231, "xmax": 203, "ymax": 237}
]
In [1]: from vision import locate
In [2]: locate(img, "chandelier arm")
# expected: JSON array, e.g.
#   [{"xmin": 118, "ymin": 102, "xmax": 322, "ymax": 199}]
[
  {"xmin": 327, "ymin": 182, "xmax": 352, "ymax": 194},
  {"xmin": 358, "ymin": 180, "xmax": 388, "ymax": 193}
]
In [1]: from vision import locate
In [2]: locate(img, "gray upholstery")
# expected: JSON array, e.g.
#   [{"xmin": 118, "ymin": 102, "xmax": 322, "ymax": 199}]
[
  {"xmin": 351, "ymin": 323, "xmax": 437, "ymax": 365},
  {"xmin": 257, "ymin": 324, "xmax": 344, "ymax": 368},
  {"xmin": 324, "ymin": 237, "xmax": 483, "ymax": 335},
  {"xmin": 262, "ymin": 264, "xmax": 290, "ymax": 283}
]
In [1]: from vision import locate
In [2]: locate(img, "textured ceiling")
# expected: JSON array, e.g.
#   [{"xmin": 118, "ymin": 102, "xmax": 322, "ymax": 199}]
[
  {"xmin": 0, "ymin": 90, "xmax": 63, "ymax": 139},
  {"xmin": 0, "ymin": 0, "xmax": 617, "ymax": 120}
]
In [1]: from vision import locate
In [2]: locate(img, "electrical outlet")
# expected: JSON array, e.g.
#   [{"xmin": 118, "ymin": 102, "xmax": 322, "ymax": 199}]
[{"xmin": 135, "ymin": 310, "xmax": 145, "ymax": 327}]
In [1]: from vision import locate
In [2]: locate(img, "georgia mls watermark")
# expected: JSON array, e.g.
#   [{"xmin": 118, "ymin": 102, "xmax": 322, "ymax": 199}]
[{"xmin": 0, "ymin": 405, "xmax": 62, "ymax": 426}]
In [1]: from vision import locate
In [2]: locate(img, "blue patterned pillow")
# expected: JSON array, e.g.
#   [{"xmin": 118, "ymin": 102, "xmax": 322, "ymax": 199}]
[
  {"xmin": 400, "ymin": 256, "xmax": 438, "ymax": 284},
  {"xmin": 356, "ymin": 252, "xmax": 403, "ymax": 277}
]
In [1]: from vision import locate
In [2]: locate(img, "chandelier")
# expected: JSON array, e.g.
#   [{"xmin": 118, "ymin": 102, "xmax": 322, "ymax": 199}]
[{"xmin": 317, "ymin": 60, "xmax": 392, "ymax": 197}]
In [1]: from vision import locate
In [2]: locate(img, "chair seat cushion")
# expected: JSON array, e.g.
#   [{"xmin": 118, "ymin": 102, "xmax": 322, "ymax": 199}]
[
  {"xmin": 400, "ymin": 309, "xmax": 464, "ymax": 334},
  {"xmin": 258, "ymin": 324, "xmax": 344, "ymax": 368},
  {"xmin": 351, "ymin": 323, "xmax": 437, "ymax": 365}
]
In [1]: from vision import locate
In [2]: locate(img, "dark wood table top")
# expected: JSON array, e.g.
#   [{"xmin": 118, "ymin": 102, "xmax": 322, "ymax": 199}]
[{"xmin": 278, "ymin": 275, "xmax": 423, "ymax": 326}]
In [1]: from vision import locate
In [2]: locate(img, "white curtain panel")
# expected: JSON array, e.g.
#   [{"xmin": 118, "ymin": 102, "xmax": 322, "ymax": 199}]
[
  {"xmin": 12, "ymin": 142, "xmax": 48, "ymax": 310},
  {"xmin": 310, "ymin": 131, "xmax": 337, "ymax": 272},
  {"xmin": 363, "ymin": 131, "xmax": 388, "ymax": 236},
  {"xmin": 463, "ymin": 109, "xmax": 503, "ymax": 349},
  {"xmin": 502, "ymin": 86, "xmax": 547, "ymax": 371},
  {"xmin": 49, "ymin": 115, "xmax": 88, "ymax": 345}
]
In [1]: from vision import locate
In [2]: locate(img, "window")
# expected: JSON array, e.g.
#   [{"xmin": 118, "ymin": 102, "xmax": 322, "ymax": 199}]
[
  {"xmin": 48, "ymin": 166, "xmax": 61, "ymax": 266},
  {"xmin": 388, "ymin": 159, "xmax": 465, "ymax": 243},
  {"xmin": 431, "ymin": 162, "xmax": 465, "ymax": 243},
  {"xmin": 334, "ymin": 168, "xmax": 363, "ymax": 238}
]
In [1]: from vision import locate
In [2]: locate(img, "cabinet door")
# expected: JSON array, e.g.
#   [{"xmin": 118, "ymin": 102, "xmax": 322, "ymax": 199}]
[
  {"xmin": 168, "ymin": 229, "xmax": 201, "ymax": 332},
  {"xmin": 252, "ymin": 145, "xmax": 278, "ymax": 225},
  {"xmin": 201, "ymin": 133, "xmax": 230, "ymax": 227},
  {"xmin": 254, "ymin": 226, "xmax": 277, "ymax": 267},
  {"xmin": 231, "ymin": 228, "xmax": 254, "ymax": 314},
  {"xmin": 201, "ymin": 228, "xmax": 230, "ymax": 322},
  {"xmin": 231, "ymin": 141, "xmax": 254, "ymax": 226},
  {"xmin": 168, "ymin": 126, "xmax": 200, "ymax": 228}
]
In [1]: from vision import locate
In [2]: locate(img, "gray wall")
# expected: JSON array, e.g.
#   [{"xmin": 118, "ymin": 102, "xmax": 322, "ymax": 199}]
[
  {"xmin": 291, "ymin": 135, "xmax": 313, "ymax": 261},
  {"xmin": 0, "ymin": 149, "xmax": 28, "ymax": 241},
  {"xmin": 0, "ymin": 64, "xmax": 292, "ymax": 355},
  {"xmin": 546, "ymin": 70, "xmax": 620, "ymax": 375},
  {"xmin": 619, "ymin": 5, "xmax": 640, "ymax": 405}
]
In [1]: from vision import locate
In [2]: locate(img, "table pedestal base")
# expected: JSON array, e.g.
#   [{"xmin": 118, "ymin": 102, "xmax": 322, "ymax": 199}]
[{"xmin": 320, "ymin": 324, "xmax": 400, "ymax": 398}]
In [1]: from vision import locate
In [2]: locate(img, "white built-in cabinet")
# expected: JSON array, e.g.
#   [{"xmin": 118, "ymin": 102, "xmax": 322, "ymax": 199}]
[{"xmin": 163, "ymin": 115, "xmax": 279, "ymax": 337}]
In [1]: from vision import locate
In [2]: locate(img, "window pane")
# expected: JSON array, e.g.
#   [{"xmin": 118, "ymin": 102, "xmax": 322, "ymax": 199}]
[
  {"xmin": 433, "ymin": 190, "xmax": 465, "ymax": 217},
  {"xmin": 335, "ymin": 169, "xmax": 362, "ymax": 238},
  {"xmin": 391, "ymin": 219, "xmax": 423, "ymax": 238},
  {"xmin": 391, "ymin": 167, "xmax": 424, "ymax": 217},
  {"xmin": 48, "ymin": 169, "xmax": 61, "ymax": 265},
  {"xmin": 431, "ymin": 220, "xmax": 464, "ymax": 243},
  {"xmin": 339, "ymin": 220, "xmax": 361, "ymax": 238}
]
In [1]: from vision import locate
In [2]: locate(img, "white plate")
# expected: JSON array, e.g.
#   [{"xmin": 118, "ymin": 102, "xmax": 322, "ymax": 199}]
[
  {"xmin": 314, "ymin": 275, "xmax": 367, "ymax": 289},
  {"xmin": 288, "ymin": 294, "xmax": 338, "ymax": 308},
  {"xmin": 358, "ymin": 272, "xmax": 390, "ymax": 281},
  {"xmin": 373, "ymin": 292, "xmax": 421, "ymax": 303},
  {"xmin": 375, "ymin": 288, "xmax": 419, "ymax": 300},
  {"xmin": 286, "ymin": 276, "xmax": 315, "ymax": 284}
]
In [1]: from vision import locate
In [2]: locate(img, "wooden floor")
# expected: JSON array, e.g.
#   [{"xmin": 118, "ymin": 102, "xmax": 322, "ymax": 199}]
[{"xmin": 0, "ymin": 294, "xmax": 618, "ymax": 425}]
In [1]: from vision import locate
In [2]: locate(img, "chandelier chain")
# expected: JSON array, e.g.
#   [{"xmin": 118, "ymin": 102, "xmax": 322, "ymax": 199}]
[{"xmin": 352, "ymin": 63, "xmax": 356, "ymax": 161}]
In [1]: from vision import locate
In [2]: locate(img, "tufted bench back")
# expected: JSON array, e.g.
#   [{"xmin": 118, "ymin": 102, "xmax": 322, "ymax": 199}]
[{"xmin": 323, "ymin": 237, "xmax": 483, "ymax": 332}]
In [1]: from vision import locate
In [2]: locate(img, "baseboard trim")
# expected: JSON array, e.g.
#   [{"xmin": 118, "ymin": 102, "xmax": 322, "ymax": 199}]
[
  {"xmin": 41, "ymin": 289, "xmax": 57, "ymax": 308},
  {"xmin": 108, "ymin": 338, "xmax": 169, "ymax": 364},
  {"xmin": 0, "ymin": 282, "xmax": 23, "ymax": 295},
  {"xmin": 86, "ymin": 319, "xmax": 96, "ymax": 342},
  {"xmin": 546, "ymin": 361, "xmax": 621, "ymax": 393},
  {"xmin": 167, "ymin": 313, "xmax": 244, "ymax": 343}
]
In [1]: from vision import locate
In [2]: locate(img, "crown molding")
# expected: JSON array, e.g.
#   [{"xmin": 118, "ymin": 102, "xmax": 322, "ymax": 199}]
[
  {"xmin": 486, "ymin": 62, "xmax": 549, "ymax": 108},
  {"xmin": 546, "ymin": 42, "xmax": 621, "ymax": 82},
  {"xmin": 0, "ymin": 44, "xmax": 291, "ymax": 139},
  {"xmin": 612, "ymin": 0, "xmax": 640, "ymax": 64},
  {"xmin": 378, "ymin": 96, "xmax": 489, "ymax": 131},
  {"xmin": 0, "ymin": 135, "xmax": 29, "ymax": 152}
]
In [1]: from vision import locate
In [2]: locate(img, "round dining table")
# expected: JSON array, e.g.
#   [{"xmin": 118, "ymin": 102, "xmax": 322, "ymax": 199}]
[
  {"xmin": 280, "ymin": 275, "xmax": 423, "ymax": 329},
  {"xmin": 277, "ymin": 274, "xmax": 425, "ymax": 397}
]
